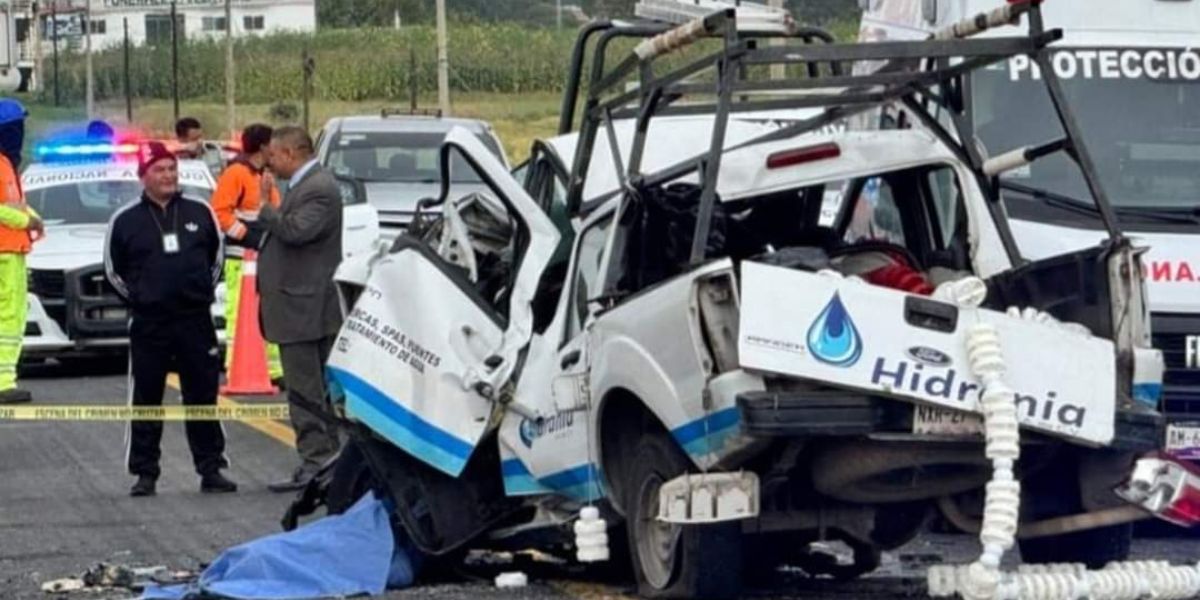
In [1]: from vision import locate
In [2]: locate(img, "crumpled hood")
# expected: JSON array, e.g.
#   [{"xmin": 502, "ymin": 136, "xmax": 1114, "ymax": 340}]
[{"xmin": 28, "ymin": 224, "xmax": 107, "ymax": 271}]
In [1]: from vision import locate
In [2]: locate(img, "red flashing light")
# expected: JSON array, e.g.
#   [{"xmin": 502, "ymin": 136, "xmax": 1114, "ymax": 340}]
[{"xmin": 766, "ymin": 142, "xmax": 841, "ymax": 170}]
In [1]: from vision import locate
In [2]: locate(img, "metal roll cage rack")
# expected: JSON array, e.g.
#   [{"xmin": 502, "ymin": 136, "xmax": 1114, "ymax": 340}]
[{"xmin": 557, "ymin": 0, "xmax": 1125, "ymax": 267}]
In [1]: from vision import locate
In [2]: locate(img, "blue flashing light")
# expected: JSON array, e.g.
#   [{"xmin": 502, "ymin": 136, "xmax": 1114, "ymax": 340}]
[{"xmin": 34, "ymin": 141, "xmax": 140, "ymax": 162}]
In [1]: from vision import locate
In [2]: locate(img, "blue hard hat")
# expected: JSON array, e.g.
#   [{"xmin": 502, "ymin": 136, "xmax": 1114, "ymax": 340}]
[{"xmin": 0, "ymin": 99, "xmax": 27, "ymax": 125}]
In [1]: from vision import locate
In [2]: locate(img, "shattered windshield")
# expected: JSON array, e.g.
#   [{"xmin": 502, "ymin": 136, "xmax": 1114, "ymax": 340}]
[{"xmin": 973, "ymin": 48, "xmax": 1200, "ymax": 215}]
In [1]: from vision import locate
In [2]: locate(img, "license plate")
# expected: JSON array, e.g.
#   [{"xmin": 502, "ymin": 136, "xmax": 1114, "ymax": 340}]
[
  {"xmin": 913, "ymin": 406, "xmax": 984, "ymax": 437},
  {"xmin": 1166, "ymin": 423, "xmax": 1200, "ymax": 460}
]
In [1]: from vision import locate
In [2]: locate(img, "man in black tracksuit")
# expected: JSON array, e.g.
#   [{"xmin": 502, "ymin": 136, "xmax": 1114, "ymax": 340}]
[{"xmin": 104, "ymin": 142, "xmax": 237, "ymax": 497}]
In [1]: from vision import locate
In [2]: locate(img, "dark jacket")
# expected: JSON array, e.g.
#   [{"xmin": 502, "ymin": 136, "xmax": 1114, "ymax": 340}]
[
  {"xmin": 105, "ymin": 192, "xmax": 223, "ymax": 317},
  {"xmin": 257, "ymin": 164, "xmax": 343, "ymax": 344}
]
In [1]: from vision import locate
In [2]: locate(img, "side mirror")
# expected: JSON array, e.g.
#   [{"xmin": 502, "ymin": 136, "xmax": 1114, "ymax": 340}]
[{"xmin": 331, "ymin": 175, "xmax": 366, "ymax": 207}]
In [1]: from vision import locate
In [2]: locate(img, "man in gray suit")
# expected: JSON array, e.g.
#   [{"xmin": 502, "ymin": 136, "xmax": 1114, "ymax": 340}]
[{"xmin": 247, "ymin": 126, "xmax": 343, "ymax": 492}]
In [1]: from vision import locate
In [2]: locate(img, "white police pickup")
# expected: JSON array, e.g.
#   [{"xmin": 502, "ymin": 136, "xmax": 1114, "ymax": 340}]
[{"xmin": 21, "ymin": 159, "xmax": 226, "ymax": 360}]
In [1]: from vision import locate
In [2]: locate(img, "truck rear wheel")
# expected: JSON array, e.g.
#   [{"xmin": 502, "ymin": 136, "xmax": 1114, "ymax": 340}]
[
  {"xmin": 624, "ymin": 433, "xmax": 742, "ymax": 599},
  {"xmin": 1018, "ymin": 451, "xmax": 1132, "ymax": 568}
]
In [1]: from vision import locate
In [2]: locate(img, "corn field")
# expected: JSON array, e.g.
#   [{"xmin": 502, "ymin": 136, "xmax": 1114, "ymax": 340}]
[
  {"xmin": 46, "ymin": 24, "xmax": 580, "ymax": 104},
  {"xmin": 45, "ymin": 17, "xmax": 857, "ymax": 106}
]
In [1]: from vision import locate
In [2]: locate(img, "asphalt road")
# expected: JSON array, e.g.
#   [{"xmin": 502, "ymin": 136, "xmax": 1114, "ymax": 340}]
[{"xmin": 2, "ymin": 363, "xmax": 1198, "ymax": 600}]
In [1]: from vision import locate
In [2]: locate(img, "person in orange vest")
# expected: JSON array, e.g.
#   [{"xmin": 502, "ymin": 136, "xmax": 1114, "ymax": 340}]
[
  {"xmin": 210, "ymin": 124, "xmax": 283, "ymax": 383},
  {"xmin": 0, "ymin": 99, "xmax": 43, "ymax": 404}
]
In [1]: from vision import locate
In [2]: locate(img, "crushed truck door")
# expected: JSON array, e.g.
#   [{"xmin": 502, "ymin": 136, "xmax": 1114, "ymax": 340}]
[
  {"xmin": 738, "ymin": 261, "xmax": 1117, "ymax": 446},
  {"xmin": 327, "ymin": 128, "xmax": 561, "ymax": 477}
]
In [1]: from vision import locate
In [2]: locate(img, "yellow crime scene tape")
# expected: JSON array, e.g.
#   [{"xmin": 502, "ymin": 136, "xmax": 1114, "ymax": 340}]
[{"xmin": 0, "ymin": 404, "xmax": 291, "ymax": 421}]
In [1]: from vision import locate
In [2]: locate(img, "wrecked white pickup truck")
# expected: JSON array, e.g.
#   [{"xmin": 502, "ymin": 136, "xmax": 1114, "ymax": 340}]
[{"xmin": 292, "ymin": 2, "xmax": 1200, "ymax": 599}]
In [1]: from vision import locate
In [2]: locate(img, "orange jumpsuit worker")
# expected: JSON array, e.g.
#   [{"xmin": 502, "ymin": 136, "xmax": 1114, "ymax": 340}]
[
  {"xmin": 210, "ymin": 124, "xmax": 282, "ymax": 382},
  {"xmin": 0, "ymin": 99, "xmax": 43, "ymax": 404}
]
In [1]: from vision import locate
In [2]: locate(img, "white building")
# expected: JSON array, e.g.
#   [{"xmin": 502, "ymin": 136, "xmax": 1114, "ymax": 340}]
[
  {"xmin": 19, "ymin": 0, "xmax": 315, "ymax": 55},
  {"xmin": 89, "ymin": 0, "xmax": 315, "ymax": 48}
]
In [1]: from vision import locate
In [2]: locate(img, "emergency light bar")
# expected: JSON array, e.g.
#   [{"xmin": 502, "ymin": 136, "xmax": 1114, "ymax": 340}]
[
  {"xmin": 634, "ymin": 0, "xmax": 794, "ymax": 33},
  {"xmin": 34, "ymin": 141, "xmax": 140, "ymax": 161}
]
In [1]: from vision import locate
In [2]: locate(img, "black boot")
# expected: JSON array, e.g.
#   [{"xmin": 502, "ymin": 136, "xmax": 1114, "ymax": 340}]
[
  {"xmin": 130, "ymin": 475, "xmax": 157, "ymax": 497},
  {"xmin": 0, "ymin": 389, "xmax": 32, "ymax": 404},
  {"xmin": 200, "ymin": 471, "xmax": 238, "ymax": 494}
]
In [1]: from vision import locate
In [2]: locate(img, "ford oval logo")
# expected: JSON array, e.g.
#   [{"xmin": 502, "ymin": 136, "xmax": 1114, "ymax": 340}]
[{"xmin": 907, "ymin": 346, "xmax": 951, "ymax": 367}]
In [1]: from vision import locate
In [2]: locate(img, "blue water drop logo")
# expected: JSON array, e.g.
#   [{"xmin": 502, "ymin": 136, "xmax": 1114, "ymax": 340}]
[
  {"xmin": 807, "ymin": 293, "xmax": 863, "ymax": 367},
  {"xmin": 519, "ymin": 419, "xmax": 536, "ymax": 449}
]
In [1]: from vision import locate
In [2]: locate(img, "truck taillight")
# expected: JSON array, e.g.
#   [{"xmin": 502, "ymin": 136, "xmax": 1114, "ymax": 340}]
[
  {"xmin": 765, "ymin": 142, "xmax": 840, "ymax": 170},
  {"xmin": 1116, "ymin": 455, "xmax": 1200, "ymax": 528}
]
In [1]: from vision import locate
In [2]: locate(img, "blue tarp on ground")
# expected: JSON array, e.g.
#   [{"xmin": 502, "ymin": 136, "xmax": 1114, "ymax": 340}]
[{"xmin": 142, "ymin": 492, "xmax": 415, "ymax": 600}]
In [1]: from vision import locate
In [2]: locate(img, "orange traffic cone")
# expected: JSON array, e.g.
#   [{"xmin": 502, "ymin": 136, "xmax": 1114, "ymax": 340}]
[{"xmin": 222, "ymin": 249, "xmax": 278, "ymax": 396}]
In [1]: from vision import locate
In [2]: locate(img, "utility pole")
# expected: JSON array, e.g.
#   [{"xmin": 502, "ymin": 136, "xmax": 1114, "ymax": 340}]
[
  {"xmin": 408, "ymin": 47, "xmax": 417, "ymax": 112},
  {"xmin": 123, "ymin": 17, "xmax": 132, "ymax": 123},
  {"xmin": 302, "ymin": 48, "xmax": 314, "ymax": 132},
  {"xmin": 171, "ymin": 0, "xmax": 179, "ymax": 122},
  {"xmin": 51, "ymin": 1, "xmax": 59, "ymax": 106},
  {"xmin": 225, "ymin": 0, "xmax": 234, "ymax": 138},
  {"xmin": 85, "ymin": 0, "xmax": 94, "ymax": 118},
  {"xmin": 31, "ymin": 2, "xmax": 41, "ymax": 92},
  {"xmin": 556, "ymin": 0, "xmax": 562, "ymax": 28},
  {"xmin": 435, "ymin": 0, "xmax": 450, "ymax": 116}
]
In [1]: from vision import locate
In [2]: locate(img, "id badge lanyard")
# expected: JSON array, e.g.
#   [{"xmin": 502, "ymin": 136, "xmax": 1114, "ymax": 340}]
[{"xmin": 149, "ymin": 200, "xmax": 180, "ymax": 254}]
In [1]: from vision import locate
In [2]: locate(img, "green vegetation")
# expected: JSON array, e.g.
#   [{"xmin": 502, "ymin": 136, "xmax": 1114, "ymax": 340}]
[
  {"xmin": 46, "ymin": 24, "xmax": 580, "ymax": 105},
  {"xmin": 314, "ymin": 0, "xmax": 858, "ymax": 27},
  {"xmin": 28, "ymin": 0, "xmax": 860, "ymax": 163},
  {"xmin": 21, "ymin": 92, "xmax": 561, "ymax": 163},
  {"xmin": 45, "ymin": 3, "xmax": 859, "ymax": 106}
]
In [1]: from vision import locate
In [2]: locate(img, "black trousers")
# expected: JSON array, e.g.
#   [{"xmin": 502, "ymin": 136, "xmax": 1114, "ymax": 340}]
[
  {"xmin": 127, "ymin": 311, "xmax": 227, "ymax": 478},
  {"xmin": 278, "ymin": 335, "xmax": 340, "ymax": 474}
]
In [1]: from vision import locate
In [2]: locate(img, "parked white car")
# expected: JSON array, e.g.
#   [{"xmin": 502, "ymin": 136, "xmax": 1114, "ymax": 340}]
[{"xmin": 316, "ymin": 112, "xmax": 508, "ymax": 238}]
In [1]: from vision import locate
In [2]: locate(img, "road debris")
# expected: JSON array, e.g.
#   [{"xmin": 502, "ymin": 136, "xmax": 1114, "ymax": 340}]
[
  {"xmin": 494, "ymin": 572, "xmax": 529, "ymax": 589},
  {"xmin": 40, "ymin": 578, "xmax": 84, "ymax": 593},
  {"xmin": 39, "ymin": 564, "xmax": 190, "ymax": 595}
]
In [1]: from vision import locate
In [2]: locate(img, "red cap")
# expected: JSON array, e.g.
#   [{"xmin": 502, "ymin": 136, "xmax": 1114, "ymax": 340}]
[{"xmin": 138, "ymin": 141, "xmax": 177, "ymax": 178}]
